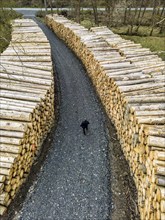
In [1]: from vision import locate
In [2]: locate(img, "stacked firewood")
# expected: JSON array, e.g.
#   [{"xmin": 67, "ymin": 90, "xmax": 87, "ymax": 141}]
[
  {"xmin": 46, "ymin": 15, "xmax": 165, "ymax": 220},
  {"xmin": 0, "ymin": 19, "xmax": 54, "ymax": 215}
]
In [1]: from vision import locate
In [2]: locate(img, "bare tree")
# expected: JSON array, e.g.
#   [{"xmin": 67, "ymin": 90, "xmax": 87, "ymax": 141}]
[
  {"xmin": 105, "ymin": 0, "xmax": 111, "ymax": 27},
  {"xmin": 76, "ymin": 0, "xmax": 81, "ymax": 23},
  {"xmin": 105, "ymin": 0, "xmax": 116, "ymax": 27},
  {"xmin": 91, "ymin": 0, "xmax": 99, "ymax": 26},
  {"xmin": 44, "ymin": 0, "xmax": 47, "ymax": 13},
  {"xmin": 135, "ymin": 0, "xmax": 147, "ymax": 33},
  {"xmin": 125, "ymin": 0, "xmax": 132, "ymax": 25},
  {"xmin": 159, "ymin": 2, "xmax": 165, "ymax": 34},
  {"xmin": 70, "ymin": 0, "xmax": 81, "ymax": 23},
  {"xmin": 48, "ymin": 0, "xmax": 53, "ymax": 15},
  {"xmin": 149, "ymin": 0, "xmax": 157, "ymax": 35},
  {"xmin": 136, "ymin": 0, "xmax": 143, "ymax": 23},
  {"xmin": 149, "ymin": 0, "xmax": 165, "ymax": 36},
  {"xmin": 127, "ymin": 0, "xmax": 139, "ymax": 35},
  {"xmin": 123, "ymin": 2, "xmax": 128, "ymax": 25},
  {"xmin": 160, "ymin": 3, "xmax": 165, "ymax": 17}
]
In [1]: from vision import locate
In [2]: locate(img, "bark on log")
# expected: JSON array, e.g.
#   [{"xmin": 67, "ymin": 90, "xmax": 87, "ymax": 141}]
[
  {"xmin": 156, "ymin": 176, "xmax": 165, "ymax": 187},
  {"xmin": 0, "ymin": 175, "xmax": 5, "ymax": 183},
  {"xmin": 147, "ymin": 136, "xmax": 165, "ymax": 148},
  {"xmin": 0, "ymin": 109, "xmax": 32, "ymax": 121},
  {"xmin": 0, "ymin": 130, "xmax": 24, "ymax": 138},
  {"xmin": 0, "ymin": 205, "xmax": 7, "ymax": 215},
  {"xmin": 0, "ymin": 143, "xmax": 22, "ymax": 154},
  {"xmin": 0, "ymin": 120, "xmax": 28, "ymax": 132}
]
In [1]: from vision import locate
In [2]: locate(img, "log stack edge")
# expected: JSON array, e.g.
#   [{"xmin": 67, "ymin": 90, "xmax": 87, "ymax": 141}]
[
  {"xmin": 0, "ymin": 19, "xmax": 54, "ymax": 215},
  {"xmin": 45, "ymin": 14, "xmax": 165, "ymax": 220}
]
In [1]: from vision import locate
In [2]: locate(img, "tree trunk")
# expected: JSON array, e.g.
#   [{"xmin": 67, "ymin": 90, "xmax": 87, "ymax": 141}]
[
  {"xmin": 76, "ymin": 0, "xmax": 81, "ymax": 23},
  {"xmin": 105, "ymin": 0, "xmax": 111, "ymax": 27},
  {"xmin": 159, "ymin": 6, "xmax": 165, "ymax": 34},
  {"xmin": 127, "ymin": 6, "xmax": 132, "ymax": 34},
  {"xmin": 49, "ymin": 0, "xmax": 53, "ymax": 16},
  {"xmin": 44, "ymin": 0, "xmax": 47, "ymax": 13},
  {"xmin": 123, "ymin": 7, "xmax": 127, "ymax": 25},
  {"xmin": 150, "ymin": 0, "xmax": 157, "ymax": 36},
  {"xmin": 135, "ymin": 4, "xmax": 147, "ymax": 33},
  {"xmin": 91, "ymin": 0, "xmax": 99, "ymax": 26},
  {"xmin": 159, "ymin": 19, "xmax": 165, "ymax": 34},
  {"xmin": 129, "ymin": 2, "xmax": 138, "ymax": 35},
  {"xmin": 136, "ymin": 0, "xmax": 143, "ymax": 23},
  {"xmin": 160, "ymin": 5, "xmax": 165, "ymax": 18}
]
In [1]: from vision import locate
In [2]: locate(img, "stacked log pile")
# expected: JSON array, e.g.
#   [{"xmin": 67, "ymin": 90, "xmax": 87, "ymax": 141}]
[
  {"xmin": 0, "ymin": 19, "xmax": 54, "ymax": 215},
  {"xmin": 46, "ymin": 14, "xmax": 165, "ymax": 220}
]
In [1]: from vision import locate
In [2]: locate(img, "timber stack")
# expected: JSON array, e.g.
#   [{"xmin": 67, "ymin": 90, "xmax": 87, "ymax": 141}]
[
  {"xmin": 0, "ymin": 19, "xmax": 54, "ymax": 215},
  {"xmin": 46, "ymin": 14, "xmax": 165, "ymax": 220}
]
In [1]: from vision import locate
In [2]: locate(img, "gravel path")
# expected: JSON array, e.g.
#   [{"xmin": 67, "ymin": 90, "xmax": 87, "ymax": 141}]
[{"xmin": 15, "ymin": 20, "xmax": 111, "ymax": 220}]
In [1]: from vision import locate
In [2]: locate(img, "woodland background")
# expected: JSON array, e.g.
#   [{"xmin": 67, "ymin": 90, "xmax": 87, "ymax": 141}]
[{"xmin": 0, "ymin": 0, "xmax": 165, "ymax": 59}]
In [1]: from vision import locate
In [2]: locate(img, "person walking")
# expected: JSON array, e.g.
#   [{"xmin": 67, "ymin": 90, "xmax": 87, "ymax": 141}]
[{"xmin": 80, "ymin": 120, "xmax": 90, "ymax": 135}]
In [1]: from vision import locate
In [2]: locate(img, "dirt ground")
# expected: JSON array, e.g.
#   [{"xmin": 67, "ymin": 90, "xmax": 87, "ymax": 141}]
[{"xmin": 107, "ymin": 119, "xmax": 140, "ymax": 220}]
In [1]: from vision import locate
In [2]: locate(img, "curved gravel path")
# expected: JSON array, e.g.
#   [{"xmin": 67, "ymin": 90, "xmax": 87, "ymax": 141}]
[{"xmin": 15, "ymin": 20, "xmax": 111, "ymax": 220}]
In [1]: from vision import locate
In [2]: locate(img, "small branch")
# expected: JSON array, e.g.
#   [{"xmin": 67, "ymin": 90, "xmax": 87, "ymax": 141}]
[{"xmin": 156, "ymin": 17, "xmax": 165, "ymax": 25}]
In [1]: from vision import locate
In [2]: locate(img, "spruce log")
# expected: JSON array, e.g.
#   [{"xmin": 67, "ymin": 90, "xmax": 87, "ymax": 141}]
[
  {"xmin": 0, "ymin": 109, "xmax": 32, "ymax": 122},
  {"xmin": 153, "ymin": 160, "xmax": 165, "ymax": 167},
  {"xmin": 154, "ymin": 166, "xmax": 165, "ymax": 176},
  {"xmin": 0, "ymin": 120, "xmax": 28, "ymax": 132},
  {"xmin": 0, "ymin": 143, "xmax": 21, "ymax": 154},
  {"xmin": 0, "ymin": 192, "xmax": 9, "ymax": 205},
  {"xmin": 116, "ymin": 77, "xmax": 155, "ymax": 86},
  {"xmin": 0, "ymin": 104, "xmax": 33, "ymax": 113},
  {"xmin": 118, "ymin": 82, "xmax": 164, "ymax": 93},
  {"xmin": 0, "ymin": 80, "xmax": 50, "ymax": 92},
  {"xmin": 154, "ymin": 152, "xmax": 165, "ymax": 161},
  {"xmin": 0, "ymin": 90, "xmax": 43, "ymax": 102},
  {"xmin": 0, "ymin": 152, "xmax": 18, "ymax": 163},
  {"xmin": 156, "ymin": 176, "xmax": 165, "ymax": 186},
  {"xmin": 0, "ymin": 73, "xmax": 51, "ymax": 85},
  {"xmin": 1, "ymin": 60, "xmax": 52, "ymax": 70},
  {"xmin": 0, "ymin": 161, "xmax": 13, "ymax": 169},
  {"xmin": 123, "ymin": 87, "xmax": 165, "ymax": 96},
  {"xmin": 161, "ymin": 213, "xmax": 165, "ymax": 220},
  {"xmin": 0, "ymin": 167, "xmax": 13, "ymax": 176},
  {"xmin": 157, "ymin": 187, "xmax": 165, "ymax": 201},
  {"xmin": 147, "ymin": 136, "xmax": 165, "ymax": 148},
  {"xmin": 125, "ymin": 96, "xmax": 165, "ymax": 104},
  {"xmin": 0, "ymin": 183, "xmax": 4, "ymax": 193},
  {"xmin": 0, "ymin": 97, "xmax": 37, "ymax": 107},
  {"xmin": 0, "ymin": 67, "xmax": 51, "ymax": 80},
  {"xmin": 0, "ymin": 175, "xmax": 5, "ymax": 183},
  {"xmin": 0, "ymin": 84, "xmax": 47, "ymax": 94},
  {"xmin": 0, "ymin": 205, "xmax": 7, "ymax": 215},
  {"xmin": 160, "ymin": 200, "xmax": 165, "ymax": 212},
  {"xmin": 0, "ymin": 136, "xmax": 22, "ymax": 145},
  {"xmin": 135, "ymin": 110, "xmax": 165, "ymax": 117},
  {"xmin": 130, "ymin": 104, "xmax": 165, "ymax": 113},
  {"xmin": 137, "ymin": 116, "xmax": 165, "ymax": 125},
  {"xmin": 0, "ymin": 130, "xmax": 24, "ymax": 138}
]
